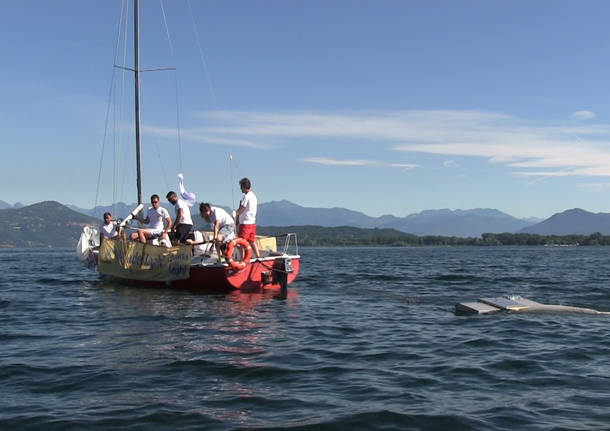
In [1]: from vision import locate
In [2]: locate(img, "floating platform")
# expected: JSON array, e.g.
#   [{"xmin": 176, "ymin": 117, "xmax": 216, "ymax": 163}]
[
  {"xmin": 455, "ymin": 295, "xmax": 610, "ymax": 316},
  {"xmin": 456, "ymin": 296, "xmax": 542, "ymax": 315}
]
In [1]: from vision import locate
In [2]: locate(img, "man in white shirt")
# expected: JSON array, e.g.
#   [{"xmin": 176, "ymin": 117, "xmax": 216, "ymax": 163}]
[
  {"xmin": 235, "ymin": 177, "xmax": 260, "ymax": 258},
  {"xmin": 166, "ymin": 191, "xmax": 193, "ymax": 244},
  {"xmin": 99, "ymin": 212, "xmax": 118, "ymax": 243},
  {"xmin": 130, "ymin": 194, "xmax": 173, "ymax": 244},
  {"xmin": 198, "ymin": 202, "xmax": 235, "ymax": 261}
]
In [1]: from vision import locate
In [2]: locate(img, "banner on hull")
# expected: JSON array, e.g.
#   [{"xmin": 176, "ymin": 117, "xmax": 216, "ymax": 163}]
[{"xmin": 99, "ymin": 239, "xmax": 191, "ymax": 281}]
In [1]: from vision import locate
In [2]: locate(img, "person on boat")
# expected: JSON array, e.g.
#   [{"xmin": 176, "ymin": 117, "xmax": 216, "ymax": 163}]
[
  {"xmin": 166, "ymin": 191, "xmax": 193, "ymax": 244},
  {"xmin": 99, "ymin": 212, "xmax": 118, "ymax": 242},
  {"xmin": 196, "ymin": 202, "xmax": 235, "ymax": 261},
  {"xmin": 235, "ymin": 177, "xmax": 260, "ymax": 258},
  {"xmin": 130, "ymin": 194, "xmax": 172, "ymax": 244}
]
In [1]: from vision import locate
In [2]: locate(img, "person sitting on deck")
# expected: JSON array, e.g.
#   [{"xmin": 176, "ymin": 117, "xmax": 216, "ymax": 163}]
[
  {"xmin": 130, "ymin": 194, "xmax": 172, "ymax": 244},
  {"xmin": 193, "ymin": 202, "xmax": 235, "ymax": 261},
  {"xmin": 99, "ymin": 212, "xmax": 118, "ymax": 243},
  {"xmin": 166, "ymin": 191, "xmax": 193, "ymax": 244}
]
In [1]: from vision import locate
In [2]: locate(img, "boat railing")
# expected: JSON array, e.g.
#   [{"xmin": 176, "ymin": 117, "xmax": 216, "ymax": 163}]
[{"xmin": 279, "ymin": 232, "xmax": 298, "ymax": 256}]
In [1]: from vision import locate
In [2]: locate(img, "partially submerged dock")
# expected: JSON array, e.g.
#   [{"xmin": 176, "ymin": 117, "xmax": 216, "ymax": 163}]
[{"xmin": 455, "ymin": 295, "xmax": 610, "ymax": 316}]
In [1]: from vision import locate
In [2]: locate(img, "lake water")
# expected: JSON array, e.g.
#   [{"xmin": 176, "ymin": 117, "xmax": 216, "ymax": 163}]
[{"xmin": 1, "ymin": 246, "xmax": 609, "ymax": 430}]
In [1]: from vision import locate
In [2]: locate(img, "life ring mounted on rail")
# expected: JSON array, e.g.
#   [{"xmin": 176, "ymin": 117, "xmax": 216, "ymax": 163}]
[{"xmin": 225, "ymin": 238, "xmax": 252, "ymax": 271}]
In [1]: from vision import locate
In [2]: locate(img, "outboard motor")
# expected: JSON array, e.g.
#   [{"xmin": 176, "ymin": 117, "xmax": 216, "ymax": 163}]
[{"xmin": 273, "ymin": 257, "xmax": 294, "ymax": 299}]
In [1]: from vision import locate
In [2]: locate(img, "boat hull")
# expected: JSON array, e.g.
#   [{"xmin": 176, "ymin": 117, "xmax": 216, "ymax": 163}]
[{"xmin": 101, "ymin": 255, "xmax": 300, "ymax": 293}]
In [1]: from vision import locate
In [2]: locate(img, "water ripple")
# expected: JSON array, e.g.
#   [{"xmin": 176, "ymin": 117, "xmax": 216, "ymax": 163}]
[{"xmin": 1, "ymin": 247, "xmax": 610, "ymax": 429}]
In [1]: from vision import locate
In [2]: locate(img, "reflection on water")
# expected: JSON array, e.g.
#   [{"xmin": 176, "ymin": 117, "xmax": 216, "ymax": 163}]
[{"xmin": 1, "ymin": 247, "xmax": 610, "ymax": 430}]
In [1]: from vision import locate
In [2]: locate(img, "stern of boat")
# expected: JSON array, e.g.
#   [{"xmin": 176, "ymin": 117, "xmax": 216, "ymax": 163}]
[{"xmin": 76, "ymin": 225, "xmax": 99, "ymax": 268}]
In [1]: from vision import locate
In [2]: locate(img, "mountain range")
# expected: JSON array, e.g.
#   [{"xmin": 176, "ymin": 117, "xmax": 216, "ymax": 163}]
[
  {"xmin": 258, "ymin": 201, "xmax": 538, "ymax": 237},
  {"xmin": 0, "ymin": 201, "xmax": 98, "ymax": 247},
  {"xmin": 518, "ymin": 208, "xmax": 610, "ymax": 235},
  {"xmin": 0, "ymin": 200, "xmax": 24, "ymax": 210},
  {"xmin": 44, "ymin": 199, "xmax": 610, "ymax": 237},
  {"xmin": 3, "ymin": 200, "xmax": 610, "ymax": 248},
  {"xmin": 66, "ymin": 199, "xmax": 535, "ymax": 237}
]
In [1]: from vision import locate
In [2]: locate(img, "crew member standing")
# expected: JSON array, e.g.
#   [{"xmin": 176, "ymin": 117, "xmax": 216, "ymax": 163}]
[
  {"xmin": 235, "ymin": 177, "xmax": 260, "ymax": 258},
  {"xmin": 166, "ymin": 191, "xmax": 193, "ymax": 243}
]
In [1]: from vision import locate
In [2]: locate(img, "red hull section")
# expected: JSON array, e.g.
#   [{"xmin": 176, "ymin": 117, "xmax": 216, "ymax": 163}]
[{"xmin": 112, "ymin": 256, "xmax": 300, "ymax": 293}]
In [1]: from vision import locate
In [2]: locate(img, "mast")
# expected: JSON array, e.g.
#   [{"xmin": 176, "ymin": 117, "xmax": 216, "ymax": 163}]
[{"xmin": 134, "ymin": 0, "xmax": 143, "ymax": 205}]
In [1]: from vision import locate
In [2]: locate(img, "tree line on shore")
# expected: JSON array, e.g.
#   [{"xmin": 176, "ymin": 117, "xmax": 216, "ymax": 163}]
[{"xmin": 257, "ymin": 226, "xmax": 610, "ymax": 246}]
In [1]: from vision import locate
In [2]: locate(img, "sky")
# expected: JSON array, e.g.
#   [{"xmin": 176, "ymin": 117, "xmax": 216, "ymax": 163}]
[{"xmin": 3, "ymin": 0, "xmax": 610, "ymax": 219}]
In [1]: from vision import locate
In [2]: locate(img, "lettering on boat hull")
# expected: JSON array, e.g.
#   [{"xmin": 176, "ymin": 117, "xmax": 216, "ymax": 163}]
[{"xmin": 99, "ymin": 239, "xmax": 191, "ymax": 281}]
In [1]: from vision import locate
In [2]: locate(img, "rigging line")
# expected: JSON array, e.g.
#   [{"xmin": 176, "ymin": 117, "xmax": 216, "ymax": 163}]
[
  {"xmin": 230, "ymin": 154, "xmax": 247, "ymax": 209},
  {"xmin": 186, "ymin": 0, "xmax": 218, "ymax": 109},
  {"xmin": 154, "ymin": 139, "xmax": 171, "ymax": 193},
  {"xmin": 231, "ymin": 154, "xmax": 245, "ymax": 180},
  {"xmin": 159, "ymin": 0, "xmax": 183, "ymax": 172},
  {"xmin": 159, "ymin": 0, "xmax": 175, "ymax": 57},
  {"xmin": 229, "ymin": 153, "xmax": 236, "ymax": 210},
  {"xmin": 173, "ymin": 70, "xmax": 183, "ymax": 172},
  {"xmin": 95, "ymin": 0, "xmax": 128, "ymax": 212}
]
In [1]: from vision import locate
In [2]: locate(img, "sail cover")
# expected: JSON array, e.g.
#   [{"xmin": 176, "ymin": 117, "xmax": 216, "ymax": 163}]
[{"xmin": 98, "ymin": 238, "xmax": 192, "ymax": 281}]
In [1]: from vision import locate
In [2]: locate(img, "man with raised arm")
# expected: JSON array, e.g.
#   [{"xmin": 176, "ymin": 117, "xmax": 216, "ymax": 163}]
[{"xmin": 166, "ymin": 190, "xmax": 193, "ymax": 244}]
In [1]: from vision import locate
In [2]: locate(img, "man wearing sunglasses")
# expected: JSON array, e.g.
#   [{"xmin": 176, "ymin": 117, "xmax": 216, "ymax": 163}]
[{"xmin": 130, "ymin": 194, "xmax": 173, "ymax": 244}]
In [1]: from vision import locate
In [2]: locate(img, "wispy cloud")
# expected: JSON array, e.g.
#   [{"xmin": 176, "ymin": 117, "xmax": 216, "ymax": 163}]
[
  {"xmin": 302, "ymin": 156, "xmax": 416, "ymax": 170},
  {"xmin": 143, "ymin": 125, "xmax": 272, "ymax": 149},
  {"xmin": 571, "ymin": 110, "xmax": 596, "ymax": 121},
  {"xmin": 579, "ymin": 182, "xmax": 610, "ymax": 191},
  {"xmin": 179, "ymin": 109, "xmax": 610, "ymax": 177}
]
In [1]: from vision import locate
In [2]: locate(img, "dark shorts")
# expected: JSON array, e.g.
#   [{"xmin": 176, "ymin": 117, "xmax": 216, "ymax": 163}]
[
  {"xmin": 238, "ymin": 223, "xmax": 256, "ymax": 243},
  {"xmin": 174, "ymin": 224, "xmax": 192, "ymax": 243}
]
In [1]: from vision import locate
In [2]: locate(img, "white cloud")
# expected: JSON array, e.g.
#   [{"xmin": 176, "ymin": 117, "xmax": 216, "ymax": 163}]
[
  {"xmin": 181, "ymin": 109, "xmax": 610, "ymax": 178},
  {"xmin": 144, "ymin": 125, "xmax": 272, "ymax": 149},
  {"xmin": 571, "ymin": 110, "xmax": 596, "ymax": 120},
  {"xmin": 302, "ymin": 157, "xmax": 371, "ymax": 166},
  {"xmin": 579, "ymin": 182, "xmax": 610, "ymax": 191},
  {"xmin": 302, "ymin": 157, "xmax": 416, "ymax": 171}
]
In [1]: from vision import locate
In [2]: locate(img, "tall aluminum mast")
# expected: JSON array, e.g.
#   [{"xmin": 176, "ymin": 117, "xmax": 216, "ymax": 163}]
[{"xmin": 134, "ymin": 0, "xmax": 143, "ymax": 205}]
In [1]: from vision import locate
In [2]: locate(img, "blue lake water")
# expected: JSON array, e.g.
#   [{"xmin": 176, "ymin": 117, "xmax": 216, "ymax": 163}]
[{"xmin": 1, "ymin": 246, "xmax": 609, "ymax": 430}]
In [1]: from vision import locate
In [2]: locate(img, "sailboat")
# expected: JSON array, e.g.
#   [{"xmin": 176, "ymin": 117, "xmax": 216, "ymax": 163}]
[{"xmin": 76, "ymin": 0, "xmax": 300, "ymax": 294}]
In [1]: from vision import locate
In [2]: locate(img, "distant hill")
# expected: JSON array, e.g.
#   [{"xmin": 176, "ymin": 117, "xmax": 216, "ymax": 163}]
[
  {"xmin": 257, "ymin": 200, "xmax": 390, "ymax": 228},
  {"xmin": 258, "ymin": 225, "xmax": 419, "ymax": 246},
  {"xmin": 258, "ymin": 201, "xmax": 533, "ymax": 237},
  {"xmin": 4, "ymin": 201, "xmax": 610, "ymax": 248},
  {"xmin": 374, "ymin": 208, "xmax": 532, "ymax": 237},
  {"xmin": 0, "ymin": 201, "xmax": 98, "ymax": 248},
  {"xmin": 67, "ymin": 202, "xmax": 164, "ymax": 219},
  {"xmin": 518, "ymin": 208, "xmax": 610, "ymax": 235},
  {"xmin": 0, "ymin": 200, "xmax": 25, "ymax": 210},
  {"xmin": 66, "ymin": 199, "xmax": 535, "ymax": 237}
]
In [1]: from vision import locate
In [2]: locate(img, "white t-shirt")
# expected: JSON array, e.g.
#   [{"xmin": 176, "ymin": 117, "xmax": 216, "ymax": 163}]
[
  {"xmin": 210, "ymin": 206, "xmax": 234, "ymax": 228},
  {"xmin": 239, "ymin": 190, "xmax": 257, "ymax": 224},
  {"xmin": 174, "ymin": 198, "xmax": 193, "ymax": 225},
  {"xmin": 99, "ymin": 221, "xmax": 118, "ymax": 238},
  {"xmin": 147, "ymin": 206, "xmax": 171, "ymax": 231}
]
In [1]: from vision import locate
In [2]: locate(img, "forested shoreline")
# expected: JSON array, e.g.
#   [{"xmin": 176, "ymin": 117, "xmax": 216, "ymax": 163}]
[{"xmin": 258, "ymin": 226, "xmax": 610, "ymax": 247}]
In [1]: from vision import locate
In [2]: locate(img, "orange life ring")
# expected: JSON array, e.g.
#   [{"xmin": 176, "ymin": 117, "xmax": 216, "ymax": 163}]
[{"xmin": 225, "ymin": 238, "xmax": 252, "ymax": 270}]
